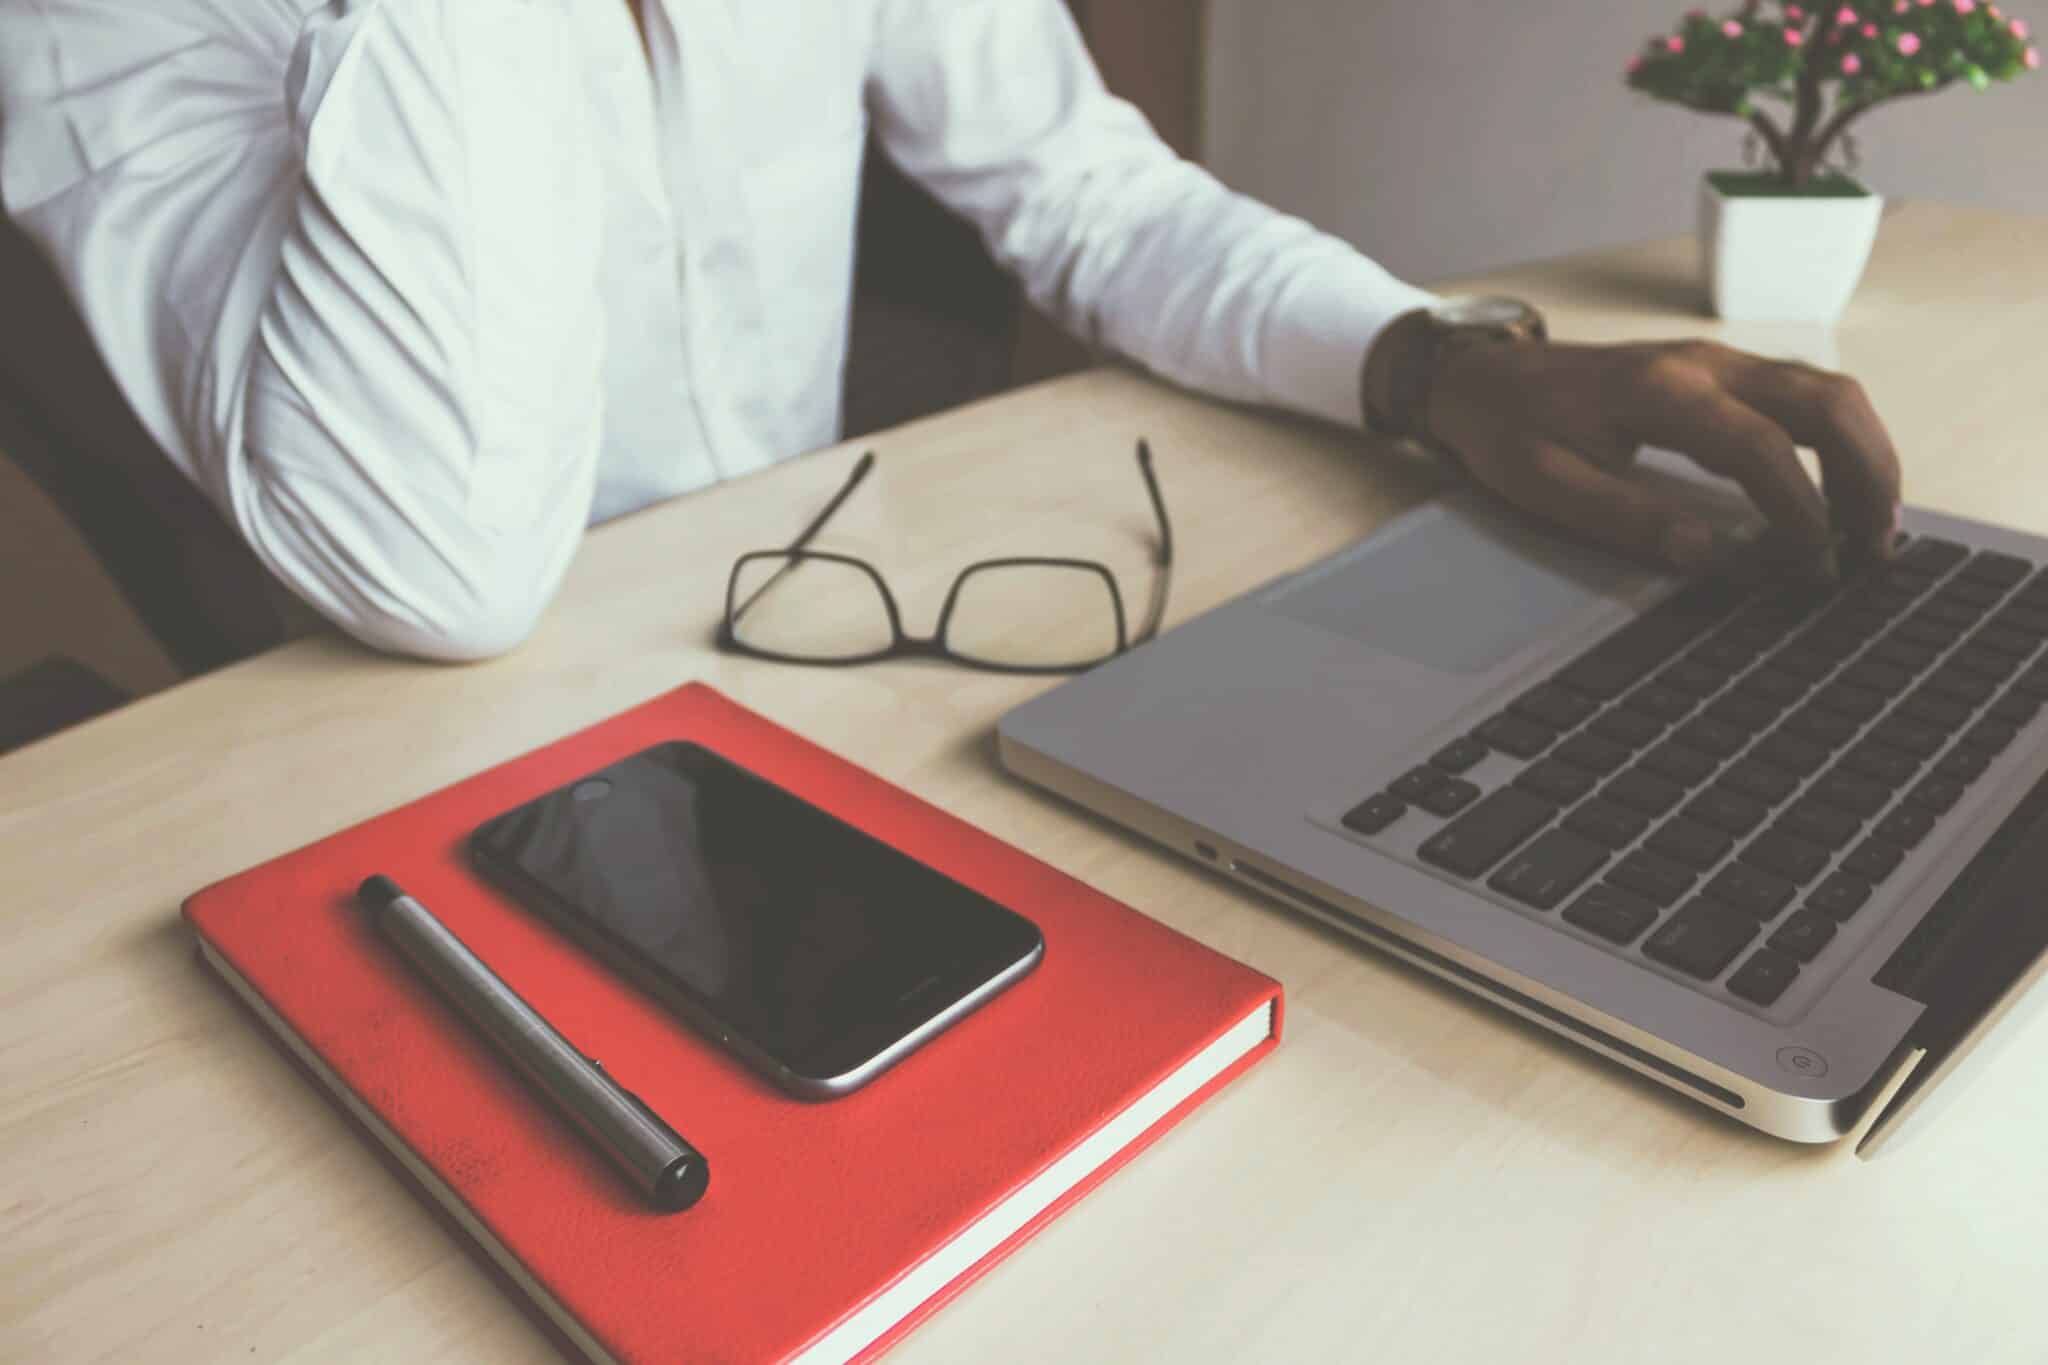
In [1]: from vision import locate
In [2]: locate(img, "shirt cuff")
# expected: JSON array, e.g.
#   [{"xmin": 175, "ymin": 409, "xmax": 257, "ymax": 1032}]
[{"xmin": 1259, "ymin": 255, "xmax": 1439, "ymax": 430}]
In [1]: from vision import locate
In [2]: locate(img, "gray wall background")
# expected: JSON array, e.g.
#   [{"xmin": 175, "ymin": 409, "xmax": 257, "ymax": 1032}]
[{"xmin": 1203, "ymin": 0, "xmax": 2048, "ymax": 284}]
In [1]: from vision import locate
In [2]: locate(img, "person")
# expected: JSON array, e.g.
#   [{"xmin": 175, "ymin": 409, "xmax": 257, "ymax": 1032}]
[{"xmin": 0, "ymin": 0, "xmax": 1900, "ymax": 663}]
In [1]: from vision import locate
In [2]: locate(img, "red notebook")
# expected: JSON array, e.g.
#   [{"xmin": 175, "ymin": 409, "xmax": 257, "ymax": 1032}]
[{"xmin": 185, "ymin": 683, "xmax": 1282, "ymax": 1364}]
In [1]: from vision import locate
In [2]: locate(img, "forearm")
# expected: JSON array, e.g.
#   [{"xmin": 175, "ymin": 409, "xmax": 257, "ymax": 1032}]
[{"xmin": 230, "ymin": 0, "xmax": 607, "ymax": 659}]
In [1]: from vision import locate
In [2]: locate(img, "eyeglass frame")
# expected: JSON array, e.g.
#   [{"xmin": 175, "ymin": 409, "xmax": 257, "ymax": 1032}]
[{"xmin": 716, "ymin": 440, "xmax": 1174, "ymax": 675}]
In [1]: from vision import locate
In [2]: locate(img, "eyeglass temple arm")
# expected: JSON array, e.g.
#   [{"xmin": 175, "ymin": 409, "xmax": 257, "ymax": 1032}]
[
  {"xmin": 731, "ymin": 450, "xmax": 878, "ymax": 624},
  {"xmin": 1133, "ymin": 439, "xmax": 1174, "ymax": 644}
]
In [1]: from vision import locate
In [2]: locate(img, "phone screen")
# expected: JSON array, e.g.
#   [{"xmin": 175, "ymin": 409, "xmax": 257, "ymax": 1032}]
[{"xmin": 470, "ymin": 742, "xmax": 1042, "ymax": 1091}]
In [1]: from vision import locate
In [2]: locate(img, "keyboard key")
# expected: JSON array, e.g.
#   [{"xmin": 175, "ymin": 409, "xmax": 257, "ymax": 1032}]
[
  {"xmin": 1515, "ymin": 759, "xmax": 1598, "ymax": 805},
  {"xmin": 1896, "ymin": 692, "xmax": 1973, "ymax": 732},
  {"xmin": 1932, "ymin": 746, "xmax": 1989, "ymax": 782},
  {"xmin": 1417, "ymin": 777, "xmax": 1481, "ymax": 817},
  {"xmin": 1705, "ymin": 692, "xmax": 1781, "ymax": 733},
  {"xmin": 1808, "ymin": 772, "xmax": 1891, "ymax": 818},
  {"xmin": 1778, "ymin": 799, "xmax": 1862, "ymax": 850},
  {"xmin": 1419, "ymin": 787, "xmax": 1557, "ymax": 878},
  {"xmin": 1740, "ymin": 669, "xmax": 1810, "ymax": 706},
  {"xmin": 1645, "ymin": 901, "xmax": 1758, "ymax": 979},
  {"xmin": 1988, "ymin": 692, "xmax": 2042, "ymax": 727},
  {"xmin": 1718, "ymin": 759, "xmax": 1799, "ymax": 805},
  {"xmin": 1703, "ymin": 862, "xmax": 1796, "ymax": 920},
  {"xmin": 1342, "ymin": 793, "xmax": 1407, "ymax": 836},
  {"xmin": 1839, "ymin": 742, "xmax": 1920, "ymax": 788},
  {"xmin": 1604, "ymin": 767, "xmax": 1686, "ymax": 818},
  {"xmin": 1686, "ymin": 786, "xmax": 1770, "ymax": 837},
  {"xmin": 1741, "ymin": 830, "xmax": 1831, "ymax": 883},
  {"xmin": 1915, "ymin": 598, "xmax": 1984, "ymax": 631},
  {"xmin": 1922, "ymin": 667, "xmax": 1997, "ymax": 705},
  {"xmin": 1936, "ymin": 577, "xmax": 2006, "ymax": 609},
  {"xmin": 1564, "ymin": 883, "xmax": 1660, "ymax": 944},
  {"xmin": 1488, "ymin": 828, "xmax": 1610, "ymax": 910},
  {"xmin": 1430, "ymin": 738, "xmax": 1489, "ymax": 774},
  {"xmin": 1647, "ymin": 817, "xmax": 1734, "ymax": 870},
  {"xmin": 1812, "ymin": 683, "xmax": 1888, "ymax": 723},
  {"xmin": 1553, "ymin": 589, "xmax": 1738, "ymax": 699},
  {"xmin": 1894, "ymin": 620, "xmax": 1960, "ymax": 651},
  {"xmin": 1948, "ymin": 645, "xmax": 2021, "ymax": 681},
  {"xmin": 1866, "ymin": 638, "xmax": 1939, "ymax": 673},
  {"xmin": 1808, "ymin": 871, "xmax": 1874, "ymax": 920},
  {"xmin": 1962, "ymin": 718, "xmax": 2018, "ymax": 755},
  {"xmin": 1767, "ymin": 910, "xmax": 1838, "ymax": 963},
  {"xmin": 1905, "ymin": 776, "xmax": 1966, "ymax": 814},
  {"xmin": 1390, "ymin": 767, "xmax": 1446, "ymax": 803},
  {"xmin": 1475, "ymin": 713, "xmax": 1556, "ymax": 759},
  {"xmin": 1782, "ymin": 706, "xmax": 1861, "ymax": 750},
  {"xmin": 1609, "ymin": 850, "xmax": 1697, "ymax": 907},
  {"xmin": 1627, "ymin": 685, "xmax": 1697, "ymax": 723},
  {"xmin": 1512, "ymin": 683, "xmax": 1599, "ymax": 731},
  {"xmin": 1674, "ymin": 717, "xmax": 1750, "ymax": 760},
  {"xmin": 1554, "ymin": 732, "xmax": 1632, "ymax": 777},
  {"xmin": 1896, "ymin": 536, "xmax": 1968, "ymax": 575},
  {"xmin": 1589, "ymin": 707, "xmax": 1666, "ymax": 749},
  {"xmin": 1971, "ymin": 625, "xmax": 2039, "ymax": 659},
  {"xmin": 1642, "ymin": 740, "xmax": 1718, "ymax": 785},
  {"xmin": 1727, "ymin": 948, "xmax": 1801, "ymax": 1005},
  {"xmin": 1874, "ymin": 806, "xmax": 1934, "ymax": 848},
  {"xmin": 1959, "ymin": 550, "xmax": 2033, "ymax": 586},
  {"xmin": 1752, "ymin": 731, "xmax": 1829, "ymax": 777},
  {"xmin": 1870, "ymin": 716, "xmax": 1946, "ymax": 760},
  {"xmin": 1842, "ymin": 838, "xmax": 1904, "ymax": 881},
  {"xmin": 1774, "ymin": 649, "xmax": 1838, "ymax": 682},
  {"xmin": 1656, "ymin": 661, "xmax": 1726, "ymax": 696},
  {"xmin": 1995, "ymin": 604, "xmax": 2048, "ymax": 637},
  {"xmin": 1563, "ymin": 797, "xmax": 1651, "ymax": 849},
  {"xmin": 1688, "ymin": 639, "xmax": 1756, "ymax": 673},
  {"xmin": 2014, "ymin": 666, "xmax": 2048, "ymax": 700},
  {"xmin": 1841, "ymin": 660, "xmax": 1913, "ymax": 696}
]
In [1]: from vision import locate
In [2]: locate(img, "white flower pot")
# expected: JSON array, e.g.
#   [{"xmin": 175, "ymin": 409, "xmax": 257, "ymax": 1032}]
[{"xmin": 1698, "ymin": 177, "xmax": 1884, "ymax": 323}]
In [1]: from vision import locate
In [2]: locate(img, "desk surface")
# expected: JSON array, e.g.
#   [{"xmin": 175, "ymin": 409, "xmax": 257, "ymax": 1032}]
[{"xmin": 8, "ymin": 202, "xmax": 2048, "ymax": 1363}]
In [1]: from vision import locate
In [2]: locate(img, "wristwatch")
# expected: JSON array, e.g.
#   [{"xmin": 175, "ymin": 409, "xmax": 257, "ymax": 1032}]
[{"xmin": 1364, "ymin": 295, "xmax": 1549, "ymax": 447}]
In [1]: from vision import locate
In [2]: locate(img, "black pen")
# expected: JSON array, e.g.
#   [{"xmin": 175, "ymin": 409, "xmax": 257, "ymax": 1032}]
[{"xmin": 355, "ymin": 875, "xmax": 709, "ymax": 1212}]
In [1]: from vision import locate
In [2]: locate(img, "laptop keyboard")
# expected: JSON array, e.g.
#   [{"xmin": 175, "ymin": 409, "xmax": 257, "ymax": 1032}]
[{"xmin": 1339, "ymin": 536, "xmax": 2048, "ymax": 1010}]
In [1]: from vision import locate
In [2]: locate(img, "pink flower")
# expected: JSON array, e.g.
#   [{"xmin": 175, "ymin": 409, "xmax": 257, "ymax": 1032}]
[
  {"xmin": 2029, "ymin": 44, "xmax": 2043, "ymax": 65},
  {"xmin": 1786, "ymin": 25, "xmax": 1807, "ymax": 42},
  {"xmin": 1919, "ymin": 0, "xmax": 1936, "ymax": 7},
  {"xmin": 1893, "ymin": 0, "xmax": 1909, "ymax": 11},
  {"xmin": 1842, "ymin": 51, "xmax": 1865, "ymax": 70},
  {"xmin": 1787, "ymin": 3, "xmax": 1807, "ymax": 17},
  {"xmin": 1955, "ymin": 0, "xmax": 1977, "ymax": 13},
  {"xmin": 1628, "ymin": 54, "xmax": 1644, "ymax": 72},
  {"xmin": 1898, "ymin": 29, "xmax": 1923, "ymax": 50},
  {"xmin": 1991, "ymin": 3, "xmax": 2003, "ymax": 14},
  {"xmin": 1723, "ymin": 18, "xmax": 1745, "ymax": 34},
  {"xmin": 2014, "ymin": 18, "xmax": 2033, "ymax": 37},
  {"xmin": 1666, "ymin": 33, "xmax": 1687, "ymax": 51},
  {"xmin": 1863, "ymin": 21, "xmax": 1880, "ymax": 32},
  {"xmin": 1836, "ymin": 3, "xmax": 1859, "ymax": 19}
]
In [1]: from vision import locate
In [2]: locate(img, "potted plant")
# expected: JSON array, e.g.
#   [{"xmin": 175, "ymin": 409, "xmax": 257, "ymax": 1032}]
[{"xmin": 1627, "ymin": 1, "xmax": 2037, "ymax": 321}]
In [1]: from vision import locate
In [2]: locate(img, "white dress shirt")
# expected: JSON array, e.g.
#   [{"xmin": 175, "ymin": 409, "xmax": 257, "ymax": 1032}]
[{"xmin": 0, "ymin": 0, "xmax": 1434, "ymax": 660}]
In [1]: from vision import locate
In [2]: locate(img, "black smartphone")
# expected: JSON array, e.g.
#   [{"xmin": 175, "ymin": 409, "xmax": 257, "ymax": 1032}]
[{"xmin": 468, "ymin": 741, "xmax": 1044, "ymax": 1099}]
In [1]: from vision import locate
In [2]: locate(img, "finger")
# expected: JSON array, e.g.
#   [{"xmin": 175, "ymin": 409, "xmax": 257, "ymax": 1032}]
[
  {"xmin": 1719, "ymin": 360, "xmax": 1903, "ymax": 566},
  {"xmin": 1619, "ymin": 378, "xmax": 1837, "ymax": 566},
  {"xmin": 1471, "ymin": 436, "xmax": 1731, "ymax": 573}
]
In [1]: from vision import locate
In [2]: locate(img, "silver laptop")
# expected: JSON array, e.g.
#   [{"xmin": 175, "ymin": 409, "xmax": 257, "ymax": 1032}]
[{"xmin": 999, "ymin": 461, "xmax": 2048, "ymax": 1149}]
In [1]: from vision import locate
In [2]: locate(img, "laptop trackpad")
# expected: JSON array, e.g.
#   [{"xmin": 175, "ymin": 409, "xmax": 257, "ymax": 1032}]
[{"xmin": 1261, "ymin": 500, "xmax": 1649, "ymax": 676}]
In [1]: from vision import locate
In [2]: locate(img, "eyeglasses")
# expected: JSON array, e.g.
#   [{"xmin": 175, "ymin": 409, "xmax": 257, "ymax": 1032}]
[{"xmin": 717, "ymin": 441, "xmax": 1174, "ymax": 673}]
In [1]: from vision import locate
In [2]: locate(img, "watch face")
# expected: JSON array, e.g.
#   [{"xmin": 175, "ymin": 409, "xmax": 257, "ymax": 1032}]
[{"xmin": 1433, "ymin": 295, "xmax": 1535, "ymax": 328}]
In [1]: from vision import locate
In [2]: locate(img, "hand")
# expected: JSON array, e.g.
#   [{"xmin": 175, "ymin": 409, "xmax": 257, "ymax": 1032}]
[{"xmin": 1420, "ymin": 337, "xmax": 1902, "ymax": 578}]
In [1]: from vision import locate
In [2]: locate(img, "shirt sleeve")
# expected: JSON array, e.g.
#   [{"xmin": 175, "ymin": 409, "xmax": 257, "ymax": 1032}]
[
  {"xmin": 864, "ymin": 0, "xmax": 1438, "ymax": 429},
  {"xmin": 0, "ymin": 0, "xmax": 608, "ymax": 661}
]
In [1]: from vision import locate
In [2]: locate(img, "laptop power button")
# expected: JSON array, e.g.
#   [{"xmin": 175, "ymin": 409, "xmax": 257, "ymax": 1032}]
[{"xmin": 1776, "ymin": 1045, "xmax": 1829, "ymax": 1078}]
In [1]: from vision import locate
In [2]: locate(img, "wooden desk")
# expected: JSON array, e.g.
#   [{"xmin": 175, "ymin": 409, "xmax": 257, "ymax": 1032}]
[{"xmin": 7, "ymin": 203, "xmax": 2047, "ymax": 1363}]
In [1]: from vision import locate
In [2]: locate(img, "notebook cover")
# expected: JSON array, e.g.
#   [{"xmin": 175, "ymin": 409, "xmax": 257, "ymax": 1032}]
[{"xmin": 184, "ymin": 682, "xmax": 1283, "ymax": 1363}]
